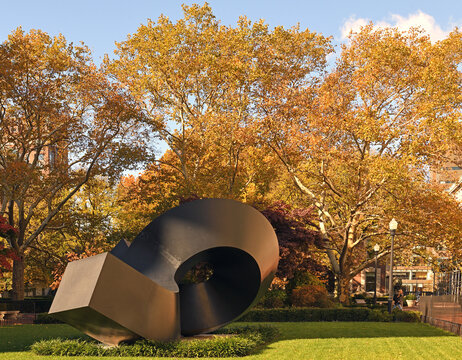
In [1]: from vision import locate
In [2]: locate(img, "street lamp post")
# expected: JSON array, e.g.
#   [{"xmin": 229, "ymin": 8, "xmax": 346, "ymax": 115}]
[
  {"xmin": 373, "ymin": 244, "xmax": 380, "ymax": 306},
  {"xmin": 388, "ymin": 218, "xmax": 398, "ymax": 314}
]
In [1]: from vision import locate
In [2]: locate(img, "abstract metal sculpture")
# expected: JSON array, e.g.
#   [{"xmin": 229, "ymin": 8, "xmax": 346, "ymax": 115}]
[{"xmin": 49, "ymin": 199, "xmax": 279, "ymax": 345}]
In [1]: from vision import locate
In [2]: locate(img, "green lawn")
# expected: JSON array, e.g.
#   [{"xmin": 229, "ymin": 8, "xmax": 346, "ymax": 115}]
[{"xmin": 1, "ymin": 322, "xmax": 462, "ymax": 359}]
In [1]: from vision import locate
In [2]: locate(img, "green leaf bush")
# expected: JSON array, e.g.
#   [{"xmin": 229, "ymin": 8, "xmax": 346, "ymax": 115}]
[
  {"xmin": 367, "ymin": 309, "xmax": 393, "ymax": 322},
  {"xmin": 34, "ymin": 313, "xmax": 63, "ymax": 324},
  {"xmin": 238, "ymin": 307, "xmax": 420, "ymax": 323},
  {"xmin": 393, "ymin": 309, "xmax": 421, "ymax": 322},
  {"xmin": 30, "ymin": 324, "xmax": 279, "ymax": 357},
  {"xmin": 256, "ymin": 289, "xmax": 288, "ymax": 308}
]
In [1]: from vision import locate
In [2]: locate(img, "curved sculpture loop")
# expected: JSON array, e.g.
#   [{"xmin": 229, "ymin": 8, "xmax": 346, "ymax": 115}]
[{"xmin": 49, "ymin": 199, "xmax": 279, "ymax": 345}]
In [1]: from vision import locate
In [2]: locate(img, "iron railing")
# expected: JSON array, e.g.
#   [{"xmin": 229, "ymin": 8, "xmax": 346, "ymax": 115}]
[{"xmin": 435, "ymin": 270, "xmax": 462, "ymax": 296}]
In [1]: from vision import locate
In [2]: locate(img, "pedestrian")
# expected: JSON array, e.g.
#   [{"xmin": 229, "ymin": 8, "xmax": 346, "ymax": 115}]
[{"xmin": 393, "ymin": 289, "xmax": 403, "ymax": 310}]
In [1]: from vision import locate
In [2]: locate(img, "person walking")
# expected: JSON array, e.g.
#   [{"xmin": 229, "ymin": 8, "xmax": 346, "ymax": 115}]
[{"xmin": 393, "ymin": 289, "xmax": 404, "ymax": 310}]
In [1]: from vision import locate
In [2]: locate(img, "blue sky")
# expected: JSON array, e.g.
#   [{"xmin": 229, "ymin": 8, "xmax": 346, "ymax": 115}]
[
  {"xmin": 2, "ymin": 0, "xmax": 462, "ymax": 63},
  {"xmin": 2, "ymin": 0, "xmax": 461, "ymax": 171}
]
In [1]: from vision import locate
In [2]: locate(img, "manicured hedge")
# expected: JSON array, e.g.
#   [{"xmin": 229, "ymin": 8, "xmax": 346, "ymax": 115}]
[
  {"xmin": 238, "ymin": 307, "xmax": 419, "ymax": 323},
  {"xmin": 30, "ymin": 324, "xmax": 279, "ymax": 357},
  {"xmin": 393, "ymin": 310, "xmax": 421, "ymax": 323},
  {"xmin": 0, "ymin": 298, "xmax": 53, "ymax": 313},
  {"xmin": 34, "ymin": 313, "xmax": 63, "ymax": 324}
]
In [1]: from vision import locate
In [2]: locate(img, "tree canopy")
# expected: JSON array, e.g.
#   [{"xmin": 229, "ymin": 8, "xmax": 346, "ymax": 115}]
[
  {"xmin": 0, "ymin": 28, "xmax": 153, "ymax": 299},
  {"xmin": 2, "ymin": 5, "xmax": 462, "ymax": 304},
  {"xmin": 259, "ymin": 25, "xmax": 462, "ymax": 302},
  {"xmin": 107, "ymin": 3, "xmax": 331, "ymax": 199}
]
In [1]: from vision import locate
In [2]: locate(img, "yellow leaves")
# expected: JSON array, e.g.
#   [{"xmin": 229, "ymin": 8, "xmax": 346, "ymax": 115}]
[
  {"xmin": 311, "ymin": 24, "xmax": 462, "ymax": 166},
  {"xmin": 253, "ymin": 23, "xmax": 462, "ymax": 280},
  {"xmin": 105, "ymin": 3, "xmax": 333, "ymax": 205},
  {"xmin": 0, "ymin": 161, "xmax": 35, "ymax": 186}
]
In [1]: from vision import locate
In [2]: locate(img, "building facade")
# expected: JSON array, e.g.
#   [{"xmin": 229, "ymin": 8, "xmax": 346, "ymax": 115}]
[{"xmin": 353, "ymin": 263, "xmax": 435, "ymax": 295}]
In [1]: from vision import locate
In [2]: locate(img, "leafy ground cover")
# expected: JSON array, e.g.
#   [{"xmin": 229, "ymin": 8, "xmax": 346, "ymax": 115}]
[
  {"xmin": 1, "ymin": 322, "xmax": 462, "ymax": 359},
  {"xmin": 30, "ymin": 325, "xmax": 279, "ymax": 357}
]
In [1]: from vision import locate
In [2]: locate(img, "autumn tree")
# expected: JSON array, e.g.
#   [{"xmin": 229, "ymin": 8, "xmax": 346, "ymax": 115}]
[
  {"xmin": 0, "ymin": 28, "xmax": 153, "ymax": 299},
  {"xmin": 259, "ymin": 25, "xmax": 462, "ymax": 303},
  {"xmin": 0, "ymin": 216, "xmax": 17, "ymax": 285},
  {"xmin": 108, "ymin": 3, "xmax": 330, "ymax": 200},
  {"xmin": 259, "ymin": 201, "xmax": 330, "ymax": 283},
  {"xmin": 26, "ymin": 178, "xmax": 119, "ymax": 289}
]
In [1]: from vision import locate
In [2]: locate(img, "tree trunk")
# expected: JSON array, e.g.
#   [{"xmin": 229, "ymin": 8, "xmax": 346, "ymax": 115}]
[
  {"xmin": 337, "ymin": 275, "xmax": 351, "ymax": 305},
  {"xmin": 12, "ymin": 250, "xmax": 25, "ymax": 300}
]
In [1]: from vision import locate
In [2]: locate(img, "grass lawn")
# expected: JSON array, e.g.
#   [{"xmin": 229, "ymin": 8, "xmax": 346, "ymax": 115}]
[{"xmin": 1, "ymin": 322, "xmax": 462, "ymax": 359}]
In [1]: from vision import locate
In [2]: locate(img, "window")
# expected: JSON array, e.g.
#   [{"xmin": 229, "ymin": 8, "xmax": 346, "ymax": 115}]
[
  {"xmin": 394, "ymin": 272, "xmax": 409, "ymax": 280},
  {"xmin": 365, "ymin": 272, "xmax": 376, "ymax": 292},
  {"xmin": 411, "ymin": 271, "xmax": 428, "ymax": 280},
  {"xmin": 49, "ymin": 147, "xmax": 57, "ymax": 167}
]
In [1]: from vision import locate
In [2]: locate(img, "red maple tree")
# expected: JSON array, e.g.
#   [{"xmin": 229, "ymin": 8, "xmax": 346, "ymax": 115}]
[{"xmin": 0, "ymin": 216, "xmax": 19, "ymax": 277}]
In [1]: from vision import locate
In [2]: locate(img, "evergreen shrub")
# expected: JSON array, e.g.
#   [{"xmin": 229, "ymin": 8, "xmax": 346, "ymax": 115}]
[
  {"xmin": 34, "ymin": 313, "xmax": 63, "ymax": 324},
  {"xmin": 239, "ymin": 307, "xmax": 420, "ymax": 323},
  {"xmin": 393, "ymin": 309, "xmax": 421, "ymax": 322}
]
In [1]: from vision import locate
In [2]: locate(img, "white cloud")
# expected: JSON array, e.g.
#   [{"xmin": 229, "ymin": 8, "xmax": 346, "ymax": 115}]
[
  {"xmin": 340, "ymin": 16, "xmax": 369, "ymax": 40},
  {"xmin": 340, "ymin": 11, "xmax": 455, "ymax": 42}
]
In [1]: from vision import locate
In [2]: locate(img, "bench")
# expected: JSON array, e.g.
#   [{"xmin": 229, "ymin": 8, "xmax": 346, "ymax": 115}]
[
  {"xmin": 354, "ymin": 299, "xmax": 367, "ymax": 305},
  {"xmin": 0, "ymin": 310, "xmax": 20, "ymax": 320}
]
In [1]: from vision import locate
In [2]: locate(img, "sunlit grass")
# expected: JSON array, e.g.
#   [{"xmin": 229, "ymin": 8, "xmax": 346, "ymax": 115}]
[{"xmin": 1, "ymin": 322, "xmax": 461, "ymax": 359}]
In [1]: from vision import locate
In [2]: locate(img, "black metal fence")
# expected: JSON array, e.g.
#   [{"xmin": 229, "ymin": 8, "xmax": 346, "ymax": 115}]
[
  {"xmin": 0, "ymin": 298, "xmax": 53, "ymax": 313},
  {"xmin": 435, "ymin": 270, "xmax": 462, "ymax": 296}
]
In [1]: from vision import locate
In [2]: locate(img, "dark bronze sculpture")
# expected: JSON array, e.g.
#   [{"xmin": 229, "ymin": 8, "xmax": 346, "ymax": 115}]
[{"xmin": 49, "ymin": 199, "xmax": 279, "ymax": 345}]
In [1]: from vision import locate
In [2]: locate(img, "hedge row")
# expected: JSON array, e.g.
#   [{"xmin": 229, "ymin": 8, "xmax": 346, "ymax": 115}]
[
  {"xmin": 0, "ymin": 298, "xmax": 52, "ymax": 313},
  {"xmin": 34, "ymin": 313, "xmax": 63, "ymax": 324},
  {"xmin": 31, "ymin": 324, "xmax": 280, "ymax": 357},
  {"xmin": 34, "ymin": 308, "xmax": 420, "ymax": 327},
  {"xmin": 238, "ymin": 307, "xmax": 421, "ymax": 323}
]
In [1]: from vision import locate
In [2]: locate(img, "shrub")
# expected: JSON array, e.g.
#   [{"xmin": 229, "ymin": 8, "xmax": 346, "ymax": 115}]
[
  {"xmin": 257, "ymin": 289, "xmax": 288, "ymax": 308},
  {"xmin": 334, "ymin": 308, "xmax": 370, "ymax": 321},
  {"xmin": 0, "ymin": 298, "xmax": 53, "ymax": 313},
  {"xmin": 34, "ymin": 313, "xmax": 63, "ymax": 324},
  {"xmin": 287, "ymin": 271, "xmax": 324, "ymax": 293},
  {"xmin": 367, "ymin": 309, "xmax": 392, "ymax": 322},
  {"xmin": 239, "ymin": 307, "xmax": 417, "ymax": 323},
  {"xmin": 393, "ymin": 309, "xmax": 421, "ymax": 322},
  {"xmin": 239, "ymin": 308, "xmax": 374, "ymax": 322},
  {"xmin": 173, "ymin": 337, "xmax": 256, "ymax": 357},
  {"xmin": 30, "ymin": 339, "xmax": 105, "ymax": 356},
  {"xmin": 290, "ymin": 285, "xmax": 334, "ymax": 308},
  {"xmin": 30, "ymin": 325, "xmax": 280, "ymax": 357},
  {"xmin": 405, "ymin": 294, "xmax": 417, "ymax": 300}
]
